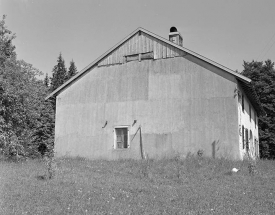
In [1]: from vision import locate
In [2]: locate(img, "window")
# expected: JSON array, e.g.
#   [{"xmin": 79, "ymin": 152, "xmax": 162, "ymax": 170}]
[
  {"xmin": 242, "ymin": 94, "xmax": 244, "ymax": 112},
  {"xmin": 114, "ymin": 127, "xmax": 129, "ymax": 149},
  {"xmin": 125, "ymin": 54, "xmax": 139, "ymax": 62},
  {"xmin": 255, "ymin": 138, "xmax": 258, "ymax": 157},
  {"xmin": 245, "ymin": 128, "xmax": 249, "ymax": 152},
  {"xmin": 141, "ymin": 52, "xmax": 154, "ymax": 60},
  {"xmin": 250, "ymin": 130, "xmax": 253, "ymax": 150},
  {"xmin": 242, "ymin": 125, "xmax": 245, "ymax": 149},
  {"xmin": 125, "ymin": 52, "xmax": 154, "ymax": 63},
  {"xmin": 249, "ymin": 105, "xmax": 251, "ymax": 122}
]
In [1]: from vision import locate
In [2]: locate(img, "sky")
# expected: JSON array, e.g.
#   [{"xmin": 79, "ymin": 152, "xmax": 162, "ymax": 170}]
[{"xmin": 1, "ymin": 0, "xmax": 275, "ymax": 79}]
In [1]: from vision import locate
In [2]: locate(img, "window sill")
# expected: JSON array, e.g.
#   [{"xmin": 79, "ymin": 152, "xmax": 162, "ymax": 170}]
[{"xmin": 113, "ymin": 148, "xmax": 130, "ymax": 150}]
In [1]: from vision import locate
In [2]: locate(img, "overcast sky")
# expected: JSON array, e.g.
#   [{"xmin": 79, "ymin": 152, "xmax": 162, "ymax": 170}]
[{"xmin": 1, "ymin": 0, "xmax": 275, "ymax": 78}]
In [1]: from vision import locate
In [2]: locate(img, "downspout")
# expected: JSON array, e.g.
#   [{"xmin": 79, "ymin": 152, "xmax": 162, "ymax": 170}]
[{"xmin": 139, "ymin": 126, "xmax": 144, "ymax": 159}]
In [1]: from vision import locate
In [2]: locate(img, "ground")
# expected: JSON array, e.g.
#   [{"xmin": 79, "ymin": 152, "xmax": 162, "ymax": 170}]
[{"xmin": 0, "ymin": 156, "xmax": 275, "ymax": 214}]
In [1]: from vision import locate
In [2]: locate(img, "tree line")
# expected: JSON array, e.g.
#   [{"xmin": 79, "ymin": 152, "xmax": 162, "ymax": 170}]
[
  {"xmin": 0, "ymin": 15, "xmax": 274, "ymax": 159},
  {"xmin": 0, "ymin": 15, "xmax": 76, "ymax": 159}
]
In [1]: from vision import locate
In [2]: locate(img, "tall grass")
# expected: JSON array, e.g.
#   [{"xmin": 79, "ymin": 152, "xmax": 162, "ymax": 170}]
[{"xmin": 1, "ymin": 155, "xmax": 275, "ymax": 214}]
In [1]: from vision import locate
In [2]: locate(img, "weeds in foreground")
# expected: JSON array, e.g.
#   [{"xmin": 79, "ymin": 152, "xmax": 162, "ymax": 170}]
[
  {"xmin": 44, "ymin": 156, "xmax": 57, "ymax": 179},
  {"xmin": 243, "ymin": 153, "xmax": 259, "ymax": 176},
  {"xmin": 140, "ymin": 157, "xmax": 153, "ymax": 180},
  {"xmin": 1, "ymin": 156, "xmax": 275, "ymax": 214}
]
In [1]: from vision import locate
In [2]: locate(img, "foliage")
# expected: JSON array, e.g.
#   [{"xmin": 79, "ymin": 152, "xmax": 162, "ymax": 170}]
[
  {"xmin": 0, "ymin": 16, "xmax": 78, "ymax": 160},
  {"xmin": 44, "ymin": 73, "xmax": 49, "ymax": 87},
  {"xmin": 67, "ymin": 59, "xmax": 77, "ymax": 81},
  {"xmin": 30, "ymin": 98, "xmax": 55, "ymax": 158},
  {"xmin": 0, "ymin": 15, "xmax": 55, "ymax": 159},
  {"xmin": 242, "ymin": 60, "xmax": 275, "ymax": 159},
  {"xmin": 0, "ymin": 15, "xmax": 16, "ymax": 66},
  {"xmin": 50, "ymin": 53, "xmax": 67, "ymax": 92},
  {"xmin": 0, "ymin": 132, "xmax": 25, "ymax": 160}
]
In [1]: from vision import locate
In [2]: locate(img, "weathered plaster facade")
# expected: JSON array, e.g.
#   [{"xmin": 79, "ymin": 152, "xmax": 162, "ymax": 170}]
[
  {"xmin": 237, "ymin": 85, "xmax": 259, "ymax": 159},
  {"xmin": 48, "ymin": 28, "xmax": 263, "ymax": 160}
]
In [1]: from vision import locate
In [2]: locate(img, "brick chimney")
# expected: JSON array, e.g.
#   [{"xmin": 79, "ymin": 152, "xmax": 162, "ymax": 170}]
[{"xmin": 169, "ymin": 26, "xmax": 183, "ymax": 47}]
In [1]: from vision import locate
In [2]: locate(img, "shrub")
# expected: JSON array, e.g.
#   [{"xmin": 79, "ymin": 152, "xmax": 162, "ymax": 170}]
[{"xmin": 0, "ymin": 132, "xmax": 26, "ymax": 161}]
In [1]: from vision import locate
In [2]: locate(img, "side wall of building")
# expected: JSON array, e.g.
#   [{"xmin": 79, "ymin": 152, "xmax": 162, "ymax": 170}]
[
  {"xmin": 237, "ymin": 85, "xmax": 259, "ymax": 159},
  {"xmin": 55, "ymin": 56, "xmax": 240, "ymax": 160}
]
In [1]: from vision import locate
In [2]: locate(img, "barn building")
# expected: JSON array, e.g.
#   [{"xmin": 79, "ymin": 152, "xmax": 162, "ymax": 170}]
[{"xmin": 46, "ymin": 27, "xmax": 264, "ymax": 160}]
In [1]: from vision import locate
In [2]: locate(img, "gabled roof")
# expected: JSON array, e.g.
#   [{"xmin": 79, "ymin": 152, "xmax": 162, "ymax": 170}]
[{"xmin": 45, "ymin": 27, "xmax": 265, "ymax": 115}]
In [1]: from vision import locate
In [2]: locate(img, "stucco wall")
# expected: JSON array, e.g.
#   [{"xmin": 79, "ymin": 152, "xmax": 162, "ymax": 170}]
[
  {"xmin": 55, "ymin": 56, "xmax": 240, "ymax": 160},
  {"xmin": 237, "ymin": 86, "xmax": 259, "ymax": 159}
]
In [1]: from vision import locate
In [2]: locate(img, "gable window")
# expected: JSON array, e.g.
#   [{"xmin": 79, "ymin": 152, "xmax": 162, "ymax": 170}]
[
  {"xmin": 141, "ymin": 52, "xmax": 154, "ymax": 60},
  {"xmin": 125, "ymin": 52, "xmax": 154, "ymax": 63},
  {"xmin": 125, "ymin": 54, "xmax": 139, "ymax": 62},
  {"xmin": 114, "ymin": 126, "xmax": 129, "ymax": 149},
  {"xmin": 242, "ymin": 94, "xmax": 244, "ymax": 112}
]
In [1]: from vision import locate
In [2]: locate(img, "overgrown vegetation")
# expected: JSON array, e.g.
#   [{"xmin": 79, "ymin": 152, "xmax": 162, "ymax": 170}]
[
  {"xmin": 0, "ymin": 15, "xmax": 53, "ymax": 159},
  {"xmin": 1, "ymin": 156, "xmax": 275, "ymax": 214},
  {"xmin": 0, "ymin": 15, "xmax": 77, "ymax": 160}
]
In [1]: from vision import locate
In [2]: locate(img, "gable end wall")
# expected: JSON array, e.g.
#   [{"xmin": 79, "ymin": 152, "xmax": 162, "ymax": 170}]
[{"xmin": 55, "ymin": 55, "xmax": 240, "ymax": 160}]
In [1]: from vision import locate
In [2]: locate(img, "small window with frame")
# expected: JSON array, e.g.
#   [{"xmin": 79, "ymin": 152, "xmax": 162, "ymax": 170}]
[
  {"xmin": 125, "ymin": 54, "xmax": 139, "ymax": 62},
  {"xmin": 114, "ymin": 126, "xmax": 130, "ymax": 149},
  {"xmin": 125, "ymin": 52, "xmax": 154, "ymax": 63}
]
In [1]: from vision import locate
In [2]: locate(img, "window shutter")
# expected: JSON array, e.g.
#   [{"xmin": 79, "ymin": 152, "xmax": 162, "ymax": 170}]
[
  {"xmin": 245, "ymin": 129, "xmax": 249, "ymax": 151},
  {"xmin": 242, "ymin": 126, "xmax": 244, "ymax": 149}
]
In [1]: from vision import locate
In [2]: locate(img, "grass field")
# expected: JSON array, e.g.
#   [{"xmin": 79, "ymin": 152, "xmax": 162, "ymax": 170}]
[{"xmin": 1, "ymin": 155, "xmax": 275, "ymax": 214}]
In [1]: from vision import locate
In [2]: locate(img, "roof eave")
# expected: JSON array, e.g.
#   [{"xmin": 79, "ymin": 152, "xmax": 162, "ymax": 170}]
[{"xmin": 238, "ymin": 80, "xmax": 266, "ymax": 116}]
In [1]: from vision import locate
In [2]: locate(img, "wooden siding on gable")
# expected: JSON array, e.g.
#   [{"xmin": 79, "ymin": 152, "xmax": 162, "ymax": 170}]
[{"xmin": 98, "ymin": 32, "xmax": 186, "ymax": 66}]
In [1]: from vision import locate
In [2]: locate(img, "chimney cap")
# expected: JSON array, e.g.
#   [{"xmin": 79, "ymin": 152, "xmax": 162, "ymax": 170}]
[{"xmin": 170, "ymin": 26, "xmax": 178, "ymax": 33}]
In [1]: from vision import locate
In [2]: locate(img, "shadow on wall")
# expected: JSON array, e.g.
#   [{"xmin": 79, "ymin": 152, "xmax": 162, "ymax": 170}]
[{"xmin": 212, "ymin": 140, "xmax": 220, "ymax": 159}]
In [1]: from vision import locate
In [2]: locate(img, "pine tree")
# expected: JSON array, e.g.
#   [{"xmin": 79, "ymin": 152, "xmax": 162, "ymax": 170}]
[
  {"xmin": 50, "ymin": 53, "xmax": 67, "ymax": 92},
  {"xmin": 0, "ymin": 15, "xmax": 16, "ymax": 67},
  {"xmin": 32, "ymin": 99, "xmax": 55, "ymax": 157},
  {"xmin": 242, "ymin": 60, "xmax": 275, "ymax": 159},
  {"xmin": 67, "ymin": 59, "xmax": 77, "ymax": 80},
  {"xmin": 44, "ymin": 73, "xmax": 49, "ymax": 87}
]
